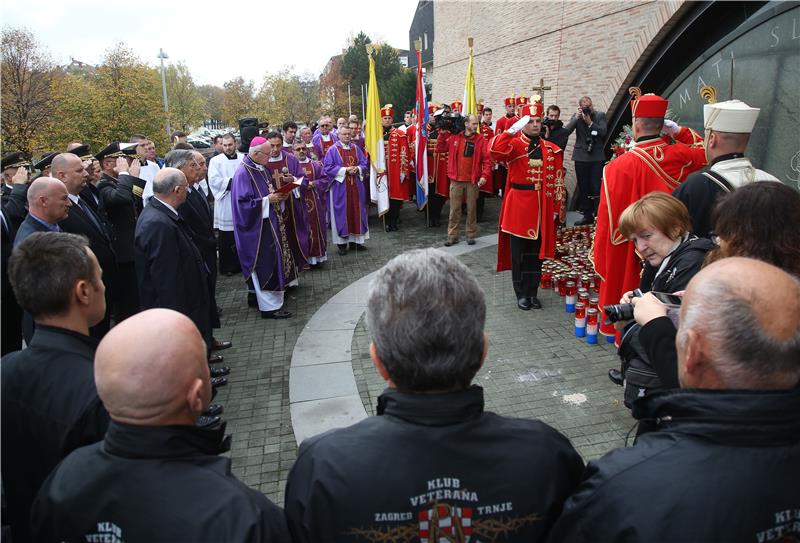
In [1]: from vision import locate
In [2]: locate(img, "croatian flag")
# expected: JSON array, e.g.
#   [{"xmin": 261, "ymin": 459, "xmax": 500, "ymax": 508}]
[{"xmin": 414, "ymin": 47, "xmax": 429, "ymax": 210}]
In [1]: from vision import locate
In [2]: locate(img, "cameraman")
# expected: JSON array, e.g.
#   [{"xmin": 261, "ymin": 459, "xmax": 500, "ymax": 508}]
[
  {"xmin": 563, "ymin": 96, "xmax": 607, "ymax": 225},
  {"xmin": 542, "ymin": 105, "xmax": 570, "ymax": 151}
]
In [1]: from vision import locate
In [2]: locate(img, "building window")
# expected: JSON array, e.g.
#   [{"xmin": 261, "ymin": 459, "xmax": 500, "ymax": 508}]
[{"xmin": 424, "ymin": 33, "xmax": 428, "ymax": 50}]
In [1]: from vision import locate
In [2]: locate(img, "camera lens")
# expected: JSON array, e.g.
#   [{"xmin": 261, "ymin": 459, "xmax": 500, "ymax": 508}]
[{"xmin": 603, "ymin": 303, "xmax": 634, "ymax": 323}]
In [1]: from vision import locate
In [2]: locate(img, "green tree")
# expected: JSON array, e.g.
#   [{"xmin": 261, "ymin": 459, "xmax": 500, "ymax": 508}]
[
  {"xmin": 1, "ymin": 26, "xmax": 58, "ymax": 155},
  {"xmin": 198, "ymin": 84, "xmax": 225, "ymax": 124},
  {"xmin": 221, "ymin": 77, "xmax": 256, "ymax": 127},
  {"xmin": 166, "ymin": 61, "xmax": 204, "ymax": 131}
]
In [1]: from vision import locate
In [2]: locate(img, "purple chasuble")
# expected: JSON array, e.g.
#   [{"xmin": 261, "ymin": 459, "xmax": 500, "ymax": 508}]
[{"xmin": 322, "ymin": 142, "xmax": 369, "ymax": 239}]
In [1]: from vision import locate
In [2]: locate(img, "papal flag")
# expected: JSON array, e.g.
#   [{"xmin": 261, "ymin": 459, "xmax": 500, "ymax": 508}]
[
  {"xmin": 365, "ymin": 45, "xmax": 389, "ymax": 216},
  {"xmin": 462, "ymin": 37, "xmax": 477, "ymax": 116}
]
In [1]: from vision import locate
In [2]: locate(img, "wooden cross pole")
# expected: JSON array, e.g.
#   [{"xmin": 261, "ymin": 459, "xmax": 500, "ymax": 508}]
[{"xmin": 531, "ymin": 78, "xmax": 552, "ymax": 104}]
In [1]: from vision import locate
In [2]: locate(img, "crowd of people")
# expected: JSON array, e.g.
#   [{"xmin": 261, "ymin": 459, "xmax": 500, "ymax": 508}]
[{"xmin": 1, "ymin": 86, "xmax": 798, "ymax": 541}]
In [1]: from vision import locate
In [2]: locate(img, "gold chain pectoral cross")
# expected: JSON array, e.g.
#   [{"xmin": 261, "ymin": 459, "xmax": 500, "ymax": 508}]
[{"xmin": 531, "ymin": 78, "xmax": 551, "ymax": 104}]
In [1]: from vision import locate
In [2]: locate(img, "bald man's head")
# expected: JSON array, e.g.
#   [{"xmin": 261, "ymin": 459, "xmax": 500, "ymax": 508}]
[
  {"xmin": 95, "ymin": 309, "xmax": 211, "ymax": 426},
  {"xmin": 26, "ymin": 177, "xmax": 71, "ymax": 223},
  {"xmin": 677, "ymin": 257, "xmax": 800, "ymax": 390}
]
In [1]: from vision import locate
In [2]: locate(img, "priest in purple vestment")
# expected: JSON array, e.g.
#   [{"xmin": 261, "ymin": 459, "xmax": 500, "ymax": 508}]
[
  {"xmin": 231, "ymin": 137, "xmax": 309, "ymax": 319},
  {"xmin": 312, "ymin": 116, "xmax": 339, "ymax": 162},
  {"xmin": 322, "ymin": 126, "xmax": 369, "ymax": 256},
  {"xmin": 294, "ymin": 142, "xmax": 330, "ymax": 266}
]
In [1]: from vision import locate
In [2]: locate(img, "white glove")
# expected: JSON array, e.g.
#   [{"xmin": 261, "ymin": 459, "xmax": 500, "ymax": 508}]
[
  {"xmin": 663, "ymin": 119, "xmax": 680, "ymax": 136},
  {"xmin": 508, "ymin": 115, "xmax": 530, "ymax": 135}
]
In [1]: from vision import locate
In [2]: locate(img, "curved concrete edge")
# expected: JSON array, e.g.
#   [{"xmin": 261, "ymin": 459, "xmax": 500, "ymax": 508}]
[{"xmin": 289, "ymin": 233, "xmax": 499, "ymax": 445}]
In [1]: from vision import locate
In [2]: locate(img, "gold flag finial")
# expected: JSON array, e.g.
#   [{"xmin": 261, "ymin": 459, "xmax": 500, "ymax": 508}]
[
  {"xmin": 366, "ymin": 44, "xmax": 374, "ymax": 55},
  {"xmin": 628, "ymin": 86, "xmax": 642, "ymax": 99},
  {"xmin": 699, "ymin": 85, "xmax": 718, "ymax": 104},
  {"xmin": 468, "ymin": 37, "xmax": 474, "ymax": 48}
]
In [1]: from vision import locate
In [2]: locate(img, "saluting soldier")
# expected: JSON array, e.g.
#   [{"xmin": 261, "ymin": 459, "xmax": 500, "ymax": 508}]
[
  {"xmin": 96, "ymin": 142, "xmax": 147, "ymax": 321},
  {"xmin": 491, "ymin": 97, "xmax": 566, "ymax": 311}
]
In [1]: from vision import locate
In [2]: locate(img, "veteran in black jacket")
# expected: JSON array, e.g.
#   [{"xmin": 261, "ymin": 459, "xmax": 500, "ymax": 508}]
[
  {"xmin": 31, "ymin": 309, "xmax": 289, "ymax": 543},
  {"xmin": 548, "ymin": 257, "xmax": 800, "ymax": 543},
  {"xmin": 53, "ymin": 153, "xmax": 117, "ymax": 338},
  {"xmin": 2, "ymin": 232, "xmax": 110, "ymax": 543},
  {"xmin": 134, "ymin": 167, "xmax": 211, "ymax": 346},
  {"xmin": 285, "ymin": 249, "xmax": 584, "ymax": 542}
]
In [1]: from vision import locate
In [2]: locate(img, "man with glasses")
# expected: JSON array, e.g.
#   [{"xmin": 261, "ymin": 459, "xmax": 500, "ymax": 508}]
[
  {"xmin": 312, "ymin": 116, "xmax": 339, "ymax": 161},
  {"xmin": 231, "ymin": 137, "xmax": 308, "ymax": 319}
]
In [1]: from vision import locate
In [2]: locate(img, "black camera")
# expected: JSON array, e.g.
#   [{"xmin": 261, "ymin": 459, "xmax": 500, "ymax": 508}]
[
  {"xmin": 603, "ymin": 289, "xmax": 643, "ymax": 324},
  {"xmin": 581, "ymin": 106, "xmax": 592, "ymax": 116},
  {"xmin": 585, "ymin": 129, "xmax": 599, "ymax": 154},
  {"xmin": 433, "ymin": 111, "xmax": 465, "ymax": 134},
  {"xmin": 542, "ymin": 118, "xmax": 556, "ymax": 128}
]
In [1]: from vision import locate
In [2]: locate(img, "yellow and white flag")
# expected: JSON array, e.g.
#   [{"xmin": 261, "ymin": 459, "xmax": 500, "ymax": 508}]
[
  {"xmin": 462, "ymin": 38, "xmax": 477, "ymax": 116},
  {"xmin": 365, "ymin": 46, "xmax": 388, "ymax": 216}
]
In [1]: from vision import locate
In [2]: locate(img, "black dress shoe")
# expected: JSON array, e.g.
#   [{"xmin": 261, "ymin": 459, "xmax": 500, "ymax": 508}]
[
  {"xmin": 208, "ymin": 354, "xmax": 224, "ymax": 364},
  {"xmin": 517, "ymin": 298, "xmax": 532, "ymax": 310},
  {"xmin": 196, "ymin": 415, "xmax": 221, "ymax": 428},
  {"xmin": 354, "ymin": 244, "xmax": 368, "ymax": 252},
  {"xmin": 530, "ymin": 297, "xmax": 542, "ymax": 309},
  {"xmin": 444, "ymin": 239, "xmax": 459, "ymax": 247},
  {"xmin": 210, "ymin": 376, "xmax": 228, "ymax": 388},
  {"xmin": 203, "ymin": 404, "xmax": 224, "ymax": 416},
  {"xmin": 211, "ymin": 339, "xmax": 232, "ymax": 351},
  {"xmin": 575, "ymin": 214, "xmax": 595, "ymax": 226},
  {"xmin": 608, "ymin": 369, "xmax": 624, "ymax": 386},
  {"xmin": 467, "ymin": 239, "xmax": 476, "ymax": 245},
  {"xmin": 209, "ymin": 366, "xmax": 230, "ymax": 378},
  {"xmin": 261, "ymin": 309, "xmax": 292, "ymax": 319},
  {"xmin": 247, "ymin": 293, "xmax": 257, "ymax": 308},
  {"xmin": 337, "ymin": 244, "xmax": 348, "ymax": 256}
]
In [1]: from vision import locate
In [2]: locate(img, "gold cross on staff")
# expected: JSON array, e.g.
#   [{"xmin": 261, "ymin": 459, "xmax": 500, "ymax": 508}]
[{"xmin": 532, "ymin": 78, "xmax": 552, "ymax": 103}]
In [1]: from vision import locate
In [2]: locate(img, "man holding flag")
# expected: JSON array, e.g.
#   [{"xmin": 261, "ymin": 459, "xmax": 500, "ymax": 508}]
[{"xmin": 381, "ymin": 105, "xmax": 412, "ymax": 232}]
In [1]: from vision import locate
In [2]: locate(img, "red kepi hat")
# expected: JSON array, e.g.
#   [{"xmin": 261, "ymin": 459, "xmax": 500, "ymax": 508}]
[
  {"xmin": 380, "ymin": 104, "xmax": 395, "ymax": 117},
  {"xmin": 521, "ymin": 96, "xmax": 544, "ymax": 118},
  {"xmin": 450, "ymin": 100, "xmax": 463, "ymax": 113}
]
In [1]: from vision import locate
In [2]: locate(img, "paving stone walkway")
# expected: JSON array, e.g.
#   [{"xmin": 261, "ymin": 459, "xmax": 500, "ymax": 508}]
[{"xmin": 213, "ymin": 197, "xmax": 634, "ymax": 506}]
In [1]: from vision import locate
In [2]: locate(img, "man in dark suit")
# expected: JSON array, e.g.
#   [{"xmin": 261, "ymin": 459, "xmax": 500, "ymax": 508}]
[
  {"xmin": 167, "ymin": 149, "xmax": 232, "ymax": 357},
  {"xmin": 53, "ymin": 153, "xmax": 117, "ymax": 338},
  {"xmin": 1, "ymin": 209, "xmax": 22, "ymax": 355},
  {"xmin": 2, "ymin": 232, "xmax": 110, "ymax": 543},
  {"xmin": 134, "ymin": 168, "xmax": 216, "ymax": 359},
  {"xmin": 2, "ymin": 152, "xmax": 31, "ymax": 229},
  {"xmin": 14, "ymin": 177, "xmax": 71, "ymax": 246},
  {"xmin": 563, "ymin": 96, "xmax": 608, "ymax": 225},
  {"xmin": 96, "ymin": 142, "xmax": 146, "ymax": 321}
]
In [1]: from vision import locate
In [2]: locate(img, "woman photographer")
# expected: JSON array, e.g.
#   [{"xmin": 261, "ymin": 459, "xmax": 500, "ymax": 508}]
[
  {"xmin": 610, "ymin": 192, "xmax": 714, "ymax": 435},
  {"xmin": 631, "ymin": 182, "xmax": 800, "ymax": 397}
]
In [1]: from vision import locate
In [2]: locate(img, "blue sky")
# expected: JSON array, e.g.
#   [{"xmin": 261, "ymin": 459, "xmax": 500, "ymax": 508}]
[{"xmin": 2, "ymin": 0, "xmax": 419, "ymax": 86}]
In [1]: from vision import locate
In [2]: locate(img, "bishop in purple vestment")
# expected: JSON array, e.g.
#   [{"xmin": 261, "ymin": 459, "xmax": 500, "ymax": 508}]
[
  {"xmin": 231, "ymin": 137, "xmax": 309, "ymax": 318},
  {"xmin": 322, "ymin": 126, "xmax": 369, "ymax": 255}
]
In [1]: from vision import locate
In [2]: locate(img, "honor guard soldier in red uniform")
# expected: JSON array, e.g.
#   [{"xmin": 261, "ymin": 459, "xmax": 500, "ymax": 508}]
[
  {"xmin": 594, "ymin": 91, "xmax": 706, "ymax": 338},
  {"xmin": 476, "ymin": 101, "xmax": 495, "ymax": 221},
  {"xmin": 381, "ymin": 104, "xmax": 411, "ymax": 232},
  {"xmin": 491, "ymin": 97, "xmax": 566, "ymax": 311},
  {"xmin": 495, "ymin": 95, "xmax": 519, "ymax": 135}
]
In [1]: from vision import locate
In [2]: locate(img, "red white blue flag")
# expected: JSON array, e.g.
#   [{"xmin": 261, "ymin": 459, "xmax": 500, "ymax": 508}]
[{"xmin": 414, "ymin": 47, "xmax": 429, "ymax": 210}]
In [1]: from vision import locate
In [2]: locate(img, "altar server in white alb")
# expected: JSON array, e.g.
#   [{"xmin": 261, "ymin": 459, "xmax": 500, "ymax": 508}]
[
  {"xmin": 208, "ymin": 133, "xmax": 243, "ymax": 275},
  {"xmin": 673, "ymin": 98, "xmax": 779, "ymax": 238}
]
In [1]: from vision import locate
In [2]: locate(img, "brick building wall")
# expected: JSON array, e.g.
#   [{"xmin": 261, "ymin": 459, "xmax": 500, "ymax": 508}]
[{"xmin": 431, "ymin": 0, "xmax": 685, "ymax": 191}]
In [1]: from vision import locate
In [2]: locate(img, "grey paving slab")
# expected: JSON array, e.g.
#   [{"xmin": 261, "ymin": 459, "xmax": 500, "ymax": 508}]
[
  {"xmin": 289, "ymin": 361, "xmax": 359, "ymax": 402},
  {"xmin": 303, "ymin": 302, "xmax": 369, "ymax": 331},
  {"xmin": 291, "ymin": 329, "xmax": 354, "ymax": 367},
  {"xmin": 290, "ymin": 395, "xmax": 368, "ymax": 445}
]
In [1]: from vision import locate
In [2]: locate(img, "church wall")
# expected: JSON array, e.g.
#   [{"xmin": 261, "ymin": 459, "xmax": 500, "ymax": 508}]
[{"xmin": 431, "ymin": 0, "xmax": 684, "ymax": 189}]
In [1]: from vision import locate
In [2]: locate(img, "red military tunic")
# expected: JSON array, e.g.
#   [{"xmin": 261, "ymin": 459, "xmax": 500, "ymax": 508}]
[
  {"xmin": 494, "ymin": 114, "xmax": 519, "ymax": 136},
  {"xmin": 433, "ymin": 131, "xmax": 452, "ymax": 199},
  {"xmin": 383, "ymin": 127, "xmax": 411, "ymax": 201},
  {"xmin": 491, "ymin": 131, "xmax": 566, "ymax": 272},
  {"xmin": 479, "ymin": 123, "xmax": 497, "ymax": 195},
  {"xmin": 594, "ymin": 126, "xmax": 706, "ymax": 336}
]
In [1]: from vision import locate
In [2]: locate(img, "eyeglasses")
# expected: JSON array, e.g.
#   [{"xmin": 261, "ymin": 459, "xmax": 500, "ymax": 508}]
[{"xmin": 320, "ymin": 124, "xmax": 332, "ymax": 127}]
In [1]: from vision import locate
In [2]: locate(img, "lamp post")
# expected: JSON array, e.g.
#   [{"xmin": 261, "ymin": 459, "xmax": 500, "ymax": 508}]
[{"xmin": 158, "ymin": 48, "xmax": 172, "ymax": 139}]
